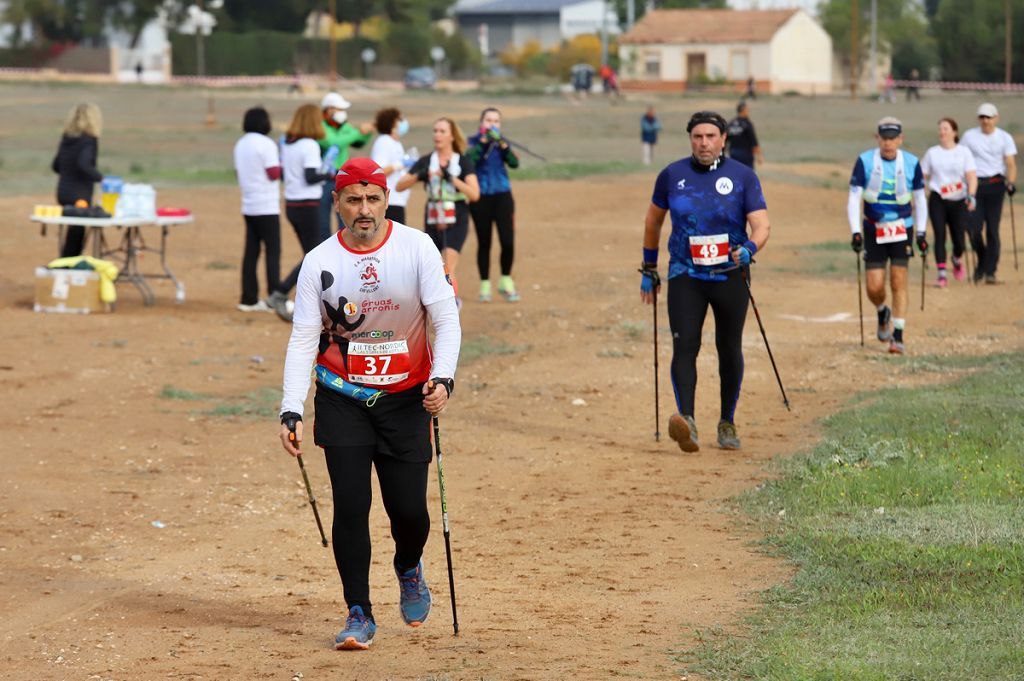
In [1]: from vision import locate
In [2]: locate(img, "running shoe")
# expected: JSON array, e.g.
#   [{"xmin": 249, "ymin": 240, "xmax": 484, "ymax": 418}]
[
  {"xmin": 951, "ymin": 256, "xmax": 965, "ymax": 281},
  {"xmin": 479, "ymin": 280, "xmax": 492, "ymax": 303},
  {"xmin": 267, "ymin": 290, "xmax": 294, "ymax": 322},
  {"xmin": 935, "ymin": 274, "xmax": 948, "ymax": 289},
  {"xmin": 335, "ymin": 605, "xmax": 376, "ymax": 650},
  {"xmin": 985, "ymin": 275, "xmax": 998, "ymax": 285},
  {"xmin": 668, "ymin": 414, "xmax": 699, "ymax": 453},
  {"xmin": 396, "ymin": 561, "xmax": 431, "ymax": 627},
  {"xmin": 876, "ymin": 305, "xmax": 893, "ymax": 342},
  {"xmin": 498, "ymin": 276, "xmax": 520, "ymax": 303},
  {"xmin": 888, "ymin": 339, "xmax": 906, "ymax": 355},
  {"xmin": 237, "ymin": 300, "xmax": 271, "ymax": 312},
  {"xmin": 717, "ymin": 420, "xmax": 741, "ymax": 450}
]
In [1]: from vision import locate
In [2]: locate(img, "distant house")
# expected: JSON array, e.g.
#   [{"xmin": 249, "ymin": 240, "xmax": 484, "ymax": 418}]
[
  {"xmin": 617, "ymin": 8, "xmax": 832, "ymax": 95},
  {"xmin": 453, "ymin": 0, "xmax": 619, "ymax": 59}
]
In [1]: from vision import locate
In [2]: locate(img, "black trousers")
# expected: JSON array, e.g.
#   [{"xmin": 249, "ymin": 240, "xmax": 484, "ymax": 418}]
[
  {"xmin": 58, "ymin": 194, "xmax": 89, "ymax": 258},
  {"xmin": 278, "ymin": 202, "xmax": 323, "ymax": 295},
  {"xmin": 667, "ymin": 270, "xmax": 749, "ymax": 423},
  {"xmin": 240, "ymin": 214, "xmax": 281, "ymax": 305},
  {"xmin": 324, "ymin": 445, "xmax": 430, "ymax": 620},
  {"xmin": 928, "ymin": 192, "xmax": 967, "ymax": 266},
  {"xmin": 470, "ymin": 192, "xmax": 515, "ymax": 280},
  {"xmin": 971, "ymin": 179, "xmax": 1006, "ymax": 277}
]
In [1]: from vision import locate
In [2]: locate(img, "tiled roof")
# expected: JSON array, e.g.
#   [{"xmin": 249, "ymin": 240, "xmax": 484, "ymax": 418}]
[{"xmin": 619, "ymin": 8, "xmax": 800, "ymax": 45}]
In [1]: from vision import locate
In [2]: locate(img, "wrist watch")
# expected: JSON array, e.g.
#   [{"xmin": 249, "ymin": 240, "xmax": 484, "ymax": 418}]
[{"xmin": 431, "ymin": 377, "xmax": 454, "ymax": 398}]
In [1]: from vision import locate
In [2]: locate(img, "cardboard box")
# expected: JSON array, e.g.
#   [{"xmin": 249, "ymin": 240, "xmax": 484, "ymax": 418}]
[{"xmin": 34, "ymin": 267, "xmax": 109, "ymax": 314}]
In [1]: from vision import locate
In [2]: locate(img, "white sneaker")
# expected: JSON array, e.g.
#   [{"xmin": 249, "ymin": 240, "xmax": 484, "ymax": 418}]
[{"xmin": 237, "ymin": 300, "xmax": 271, "ymax": 312}]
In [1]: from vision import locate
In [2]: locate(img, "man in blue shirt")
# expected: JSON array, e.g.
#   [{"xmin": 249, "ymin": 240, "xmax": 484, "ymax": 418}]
[
  {"xmin": 640, "ymin": 111, "xmax": 771, "ymax": 452},
  {"xmin": 847, "ymin": 116, "xmax": 929, "ymax": 355}
]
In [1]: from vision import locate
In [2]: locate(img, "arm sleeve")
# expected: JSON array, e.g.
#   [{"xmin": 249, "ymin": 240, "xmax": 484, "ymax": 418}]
[
  {"xmin": 409, "ymin": 156, "xmax": 429, "ymax": 183},
  {"xmin": 848, "ymin": 186, "xmax": 863, "ymax": 234},
  {"xmin": 426, "ymin": 298, "xmax": 461, "ymax": 380},
  {"xmin": 502, "ymin": 145, "xmax": 520, "ymax": 169},
  {"xmin": 280, "ymin": 259, "xmax": 324, "ymax": 416},
  {"xmin": 911, "ymin": 161, "xmax": 925, "ymax": 191},
  {"xmin": 743, "ymin": 173, "xmax": 767, "ymax": 213},
  {"xmin": 304, "ymin": 167, "xmax": 331, "ymax": 184},
  {"xmin": 913, "ymin": 188, "xmax": 928, "ymax": 235},
  {"xmin": 78, "ymin": 138, "xmax": 103, "ymax": 182},
  {"xmin": 459, "ymin": 154, "xmax": 476, "ymax": 181},
  {"xmin": 651, "ymin": 168, "xmax": 669, "ymax": 209},
  {"xmin": 849, "ymin": 158, "xmax": 866, "ymax": 188}
]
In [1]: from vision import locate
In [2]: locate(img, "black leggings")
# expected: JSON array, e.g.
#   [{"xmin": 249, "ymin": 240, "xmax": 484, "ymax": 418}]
[
  {"xmin": 668, "ymin": 270, "xmax": 749, "ymax": 423},
  {"xmin": 470, "ymin": 192, "xmax": 515, "ymax": 280},
  {"xmin": 928, "ymin": 192, "xmax": 967, "ymax": 266},
  {"xmin": 240, "ymin": 214, "xmax": 281, "ymax": 305},
  {"xmin": 278, "ymin": 202, "xmax": 323, "ymax": 295},
  {"xmin": 970, "ymin": 179, "xmax": 1005, "ymax": 277},
  {"xmin": 324, "ymin": 446, "xmax": 430, "ymax": 620}
]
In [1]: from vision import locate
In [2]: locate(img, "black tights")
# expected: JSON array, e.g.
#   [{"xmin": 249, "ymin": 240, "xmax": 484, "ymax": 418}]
[
  {"xmin": 324, "ymin": 446, "xmax": 430, "ymax": 620},
  {"xmin": 471, "ymin": 192, "xmax": 515, "ymax": 280},
  {"xmin": 278, "ymin": 203, "xmax": 323, "ymax": 295},
  {"xmin": 240, "ymin": 214, "xmax": 281, "ymax": 305},
  {"xmin": 928, "ymin": 192, "xmax": 967, "ymax": 266},
  {"xmin": 970, "ymin": 180, "xmax": 1006, "ymax": 277},
  {"xmin": 668, "ymin": 270, "xmax": 749, "ymax": 423}
]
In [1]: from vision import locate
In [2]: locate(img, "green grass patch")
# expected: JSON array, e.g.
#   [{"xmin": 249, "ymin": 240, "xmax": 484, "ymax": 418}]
[
  {"xmin": 160, "ymin": 384, "xmax": 210, "ymax": 401},
  {"xmin": 679, "ymin": 352, "xmax": 1024, "ymax": 680},
  {"xmin": 198, "ymin": 387, "xmax": 280, "ymax": 419},
  {"xmin": 459, "ymin": 334, "xmax": 530, "ymax": 365}
]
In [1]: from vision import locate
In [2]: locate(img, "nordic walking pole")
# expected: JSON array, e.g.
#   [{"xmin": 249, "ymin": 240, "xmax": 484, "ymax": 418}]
[
  {"xmin": 652, "ymin": 284, "xmax": 661, "ymax": 442},
  {"xmin": 432, "ymin": 415, "xmax": 459, "ymax": 635},
  {"xmin": 856, "ymin": 254, "xmax": 865, "ymax": 346},
  {"xmin": 504, "ymin": 137, "xmax": 547, "ymax": 162},
  {"xmin": 1010, "ymin": 195, "xmax": 1019, "ymax": 271},
  {"xmin": 741, "ymin": 267, "xmax": 791, "ymax": 411},
  {"xmin": 920, "ymin": 251, "xmax": 926, "ymax": 312},
  {"xmin": 284, "ymin": 417, "xmax": 329, "ymax": 547}
]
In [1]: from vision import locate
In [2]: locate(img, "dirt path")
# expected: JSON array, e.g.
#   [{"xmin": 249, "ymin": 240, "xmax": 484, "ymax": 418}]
[{"xmin": 1, "ymin": 176, "xmax": 1020, "ymax": 680}]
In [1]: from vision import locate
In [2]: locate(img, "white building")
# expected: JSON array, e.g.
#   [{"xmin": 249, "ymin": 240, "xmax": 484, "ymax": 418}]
[{"xmin": 618, "ymin": 8, "xmax": 832, "ymax": 95}]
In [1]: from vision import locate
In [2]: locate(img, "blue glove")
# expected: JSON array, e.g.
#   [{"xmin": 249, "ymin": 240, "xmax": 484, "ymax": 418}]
[
  {"xmin": 733, "ymin": 240, "xmax": 758, "ymax": 266},
  {"xmin": 639, "ymin": 264, "xmax": 660, "ymax": 295}
]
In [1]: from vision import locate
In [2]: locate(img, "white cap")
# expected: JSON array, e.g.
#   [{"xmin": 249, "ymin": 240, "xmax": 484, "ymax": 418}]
[
  {"xmin": 977, "ymin": 102, "xmax": 998, "ymax": 118},
  {"xmin": 320, "ymin": 92, "xmax": 351, "ymax": 110}
]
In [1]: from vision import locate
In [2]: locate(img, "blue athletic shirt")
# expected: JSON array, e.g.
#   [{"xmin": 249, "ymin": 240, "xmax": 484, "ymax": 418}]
[
  {"xmin": 652, "ymin": 156, "xmax": 767, "ymax": 282},
  {"xmin": 466, "ymin": 137, "xmax": 518, "ymax": 195},
  {"xmin": 849, "ymin": 149, "xmax": 925, "ymax": 225}
]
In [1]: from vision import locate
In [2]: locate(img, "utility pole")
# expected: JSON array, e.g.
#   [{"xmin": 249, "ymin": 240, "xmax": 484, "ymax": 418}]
[
  {"xmin": 329, "ymin": 0, "xmax": 337, "ymax": 82},
  {"xmin": 1006, "ymin": 0, "xmax": 1013, "ymax": 84},
  {"xmin": 196, "ymin": 0, "xmax": 205, "ymax": 77},
  {"xmin": 627, "ymin": 0, "xmax": 635, "ymax": 31},
  {"xmin": 870, "ymin": 0, "xmax": 877, "ymax": 94},
  {"xmin": 850, "ymin": 0, "xmax": 859, "ymax": 99}
]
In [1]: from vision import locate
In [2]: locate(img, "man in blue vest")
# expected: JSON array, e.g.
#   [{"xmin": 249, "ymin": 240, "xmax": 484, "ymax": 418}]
[{"xmin": 847, "ymin": 117, "xmax": 928, "ymax": 355}]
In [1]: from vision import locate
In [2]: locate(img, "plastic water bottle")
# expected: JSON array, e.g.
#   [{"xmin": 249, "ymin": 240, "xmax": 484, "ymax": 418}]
[
  {"xmin": 320, "ymin": 145, "xmax": 340, "ymax": 175},
  {"xmin": 402, "ymin": 146, "xmax": 419, "ymax": 169}
]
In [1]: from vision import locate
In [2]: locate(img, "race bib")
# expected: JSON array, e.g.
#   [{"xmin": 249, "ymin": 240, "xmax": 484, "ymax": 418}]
[
  {"xmin": 938, "ymin": 181, "xmax": 965, "ymax": 199},
  {"xmin": 426, "ymin": 200, "xmax": 456, "ymax": 225},
  {"xmin": 689, "ymin": 234, "xmax": 730, "ymax": 266},
  {"xmin": 347, "ymin": 340, "xmax": 411, "ymax": 386},
  {"xmin": 875, "ymin": 219, "xmax": 908, "ymax": 244}
]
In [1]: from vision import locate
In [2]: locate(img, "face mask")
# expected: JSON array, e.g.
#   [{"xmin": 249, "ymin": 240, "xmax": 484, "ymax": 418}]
[
  {"xmin": 397, "ymin": 119, "xmax": 410, "ymax": 137},
  {"xmin": 333, "ymin": 111, "xmax": 348, "ymax": 125}
]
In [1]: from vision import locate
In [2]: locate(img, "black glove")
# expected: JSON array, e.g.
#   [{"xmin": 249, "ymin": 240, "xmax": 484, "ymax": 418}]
[
  {"xmin": 430, "ymin": 377, "xmax": 454, "ymax": 398},
  {"xmin": 1007, "ymin": 182, "xmax": 1017, "ymax": 197},
  {"xmin": 280, "ymin": 411, "xmax": 301, "ymax": 431},
  {"xmin": 851, "ymin": 233, "xmax": 863, "ymax": 253},
  {"xmin": 916, "ymin": 234, "xmax": 928, "ymax": 254}
]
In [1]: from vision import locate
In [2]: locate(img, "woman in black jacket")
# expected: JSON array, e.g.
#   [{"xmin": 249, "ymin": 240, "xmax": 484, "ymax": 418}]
[{"xmin": 51, "ymin": 103, "xmax": 103, "ymax": 257}]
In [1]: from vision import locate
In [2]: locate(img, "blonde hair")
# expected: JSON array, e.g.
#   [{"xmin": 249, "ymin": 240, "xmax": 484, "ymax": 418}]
[
  {"xmin": 436, "ymin": 117, "xmax": 467, "ymax": 154},
  {"xmin": 286, "ymin": 103, "xmax": 325, "ymax": 140},
  {"xmin": 63, "ymin": 103, "xmax": 102, "ymax": 138}
]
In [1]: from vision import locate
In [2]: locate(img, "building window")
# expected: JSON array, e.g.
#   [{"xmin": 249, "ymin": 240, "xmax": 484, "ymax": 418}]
[{"xmin": 644, "ymin": 53, "xmax": 660, "ymax": 78}]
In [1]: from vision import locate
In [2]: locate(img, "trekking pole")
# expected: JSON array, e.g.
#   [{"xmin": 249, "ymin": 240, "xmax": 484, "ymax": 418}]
[
  {"xmin": 741, "ymin": 268, "xmax": 791, "ymax": 411},
  {"xmin": 652, "ymin": 285, "xmax": 661, "ymax": 442},
  {"xmin": 432, "ymin": 416, "xmax": 459, "ymax": 635},
  {"xmin": 284, "ymin": 417, "xmax": 329, "ymax": 548},
  {"xmin": 504, "ymin": 137, "xmax": 547, "ymax": 162},
  {"xmin": 856, "ymin": 254, "xmax": 864, "ymax": 346},
  {"xmin": 920, "ymin": 251, "xmax": 927, "ymax": 312},
  {"xmin": 1010, "ymin": 195, "xmax": 1019, "ymax": 271}
]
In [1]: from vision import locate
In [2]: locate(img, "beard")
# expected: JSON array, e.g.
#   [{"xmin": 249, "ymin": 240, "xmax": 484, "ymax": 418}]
[{"xmin": 346, "ymin": 215, "xmax": 382, "ymax": 240}]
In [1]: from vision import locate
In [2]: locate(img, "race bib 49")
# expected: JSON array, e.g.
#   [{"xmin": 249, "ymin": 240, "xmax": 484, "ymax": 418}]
[{"xmin": 689, "ymin": 234, "xmax": 730, "ymax": 266}]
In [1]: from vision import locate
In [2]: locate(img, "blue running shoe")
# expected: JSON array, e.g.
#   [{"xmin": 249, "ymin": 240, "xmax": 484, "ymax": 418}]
[
  {"xmin": 335, "ymin": 605, "xmax": 376, "ymax": 650},
  {"xmin": 396, "ymin": 561, "xmax": 432, "ymax": 627}
]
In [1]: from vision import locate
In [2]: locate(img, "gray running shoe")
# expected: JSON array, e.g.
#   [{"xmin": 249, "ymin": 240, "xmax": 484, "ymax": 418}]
[
  {"xmin": 668, "ymin": 413, "xmax": 699, "ymax": 453},
  {"xmin": 888, "ymin": 339, "xmax": 906, "ymax": 355},
  {"xmin": 267, "ymin": 290, "xmax": 293, "ymax": 322},
  {"xmin": 717, "ymin": 420, "xmax": 741, "ymax": 450},
  {"xmin": 876, "ymin": 305, "xmax": 892, "ymax": 342}
]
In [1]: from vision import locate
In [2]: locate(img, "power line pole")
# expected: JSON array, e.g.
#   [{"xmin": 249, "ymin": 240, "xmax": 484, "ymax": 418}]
[
  {"xmin": 1006, "ymin": 0, "xmax": 1013, "ymax": 84},
  {"xmin": 329, "ymin": 0, "xmax": 337, "ymax": 82},
  {"xmin": 850, "ymin": 0, "xmax": 859, "ymax": 99},
  {"xmin": 870, "ymin": 0, "xmax": 877, "ymax": 93},
  {"xmin": 196, "ymin": 0, "xmax": 205, "ymax": 77},
  {"xmin": 627, "ymin": 0, "xmax": 635, "ymax": 31}
]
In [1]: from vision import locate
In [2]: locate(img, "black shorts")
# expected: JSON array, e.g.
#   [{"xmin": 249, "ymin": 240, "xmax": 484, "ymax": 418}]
[
  {"xmin": 425, "ymin": 202, "xmax": 470, "ymax": 253},
  {"xmin": 864, "ymin": 219, "xmax": 912, "ymax": 269},
  {"xmin": 313, "ymin": 383, "xmax": 432, "ymax": 463}
]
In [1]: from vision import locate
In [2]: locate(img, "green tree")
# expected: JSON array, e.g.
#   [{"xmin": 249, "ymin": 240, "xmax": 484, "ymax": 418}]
[
  {"xmin": 932, "ymin": 0, "xmax": 1023, "ymax": 82},
  {"xmin": 819, "ymin": 0, "xmax": 937, "ymax": 79}
]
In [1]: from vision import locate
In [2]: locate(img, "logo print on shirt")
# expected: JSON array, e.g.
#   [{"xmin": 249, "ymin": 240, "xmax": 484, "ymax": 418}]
[
  {"xmin": 715, "ymin": 177, "xmax": 734, "ymax": 195},
  {"xmin": 343, "ymin": 302, "xmax": 359, "ymax": 317},
  {"xmin": 677, "ymin": 179, "xmax": 687, "ymax": 190},
  {"xmin": 355, "ymin": 256, "xmax": 382, "ymax": 294}
]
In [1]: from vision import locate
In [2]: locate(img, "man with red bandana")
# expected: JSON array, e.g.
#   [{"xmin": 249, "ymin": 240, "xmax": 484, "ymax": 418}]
[{"xmin": 278, "ymin": 157, "xmax": 461, "ymax": 650}]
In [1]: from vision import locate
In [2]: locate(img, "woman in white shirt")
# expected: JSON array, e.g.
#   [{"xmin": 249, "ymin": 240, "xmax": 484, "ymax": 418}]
[
  {"xmin": 232, "ymin": 106, "xmax": 281, "ymax": 312},
  {"xmin": 370, "ymin": 107, "xmax": 413, "ymax": 224},
  {"xmin": 269, "ymin": 103, "xmax": 336, "ymax": 321},
  {"xmin": 921, "ymin": 117, "xmax": 977, "ymax": 288}
]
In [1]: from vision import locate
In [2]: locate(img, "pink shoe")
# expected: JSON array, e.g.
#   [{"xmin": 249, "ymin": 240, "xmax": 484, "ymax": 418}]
[
  {"xmin": 935, "ymin": 275, "xmax": 948, "ymax": 289},
  {"xmin": 951, "ymin": 257, "xmax": 965, "ymax": 281}
]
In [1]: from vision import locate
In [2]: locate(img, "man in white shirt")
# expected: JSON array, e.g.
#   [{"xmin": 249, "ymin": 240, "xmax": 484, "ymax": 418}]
[
  {"xmin": 960, "ymin": 103, "xmax": 1018, "ymax": 283},
  {"xmin": 277, "ymin": 158, "xmax": 460, "ymax": 651}
]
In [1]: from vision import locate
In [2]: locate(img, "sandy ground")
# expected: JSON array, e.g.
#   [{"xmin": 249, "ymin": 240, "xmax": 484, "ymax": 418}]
[{"xmin": 0, "ymin": 175, "xmax": 1021, "ymax": 681}]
